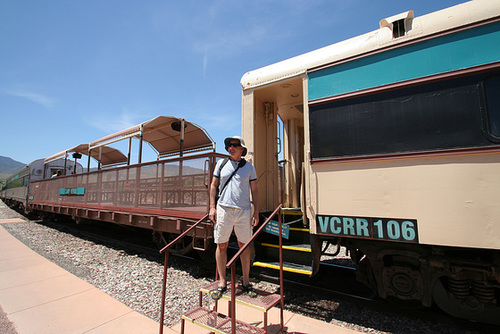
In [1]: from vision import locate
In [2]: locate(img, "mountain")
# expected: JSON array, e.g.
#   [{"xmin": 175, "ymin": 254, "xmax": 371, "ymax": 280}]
[{"xmin": 0, "ymin": 156, "xmax": 27, "ymax": 181}]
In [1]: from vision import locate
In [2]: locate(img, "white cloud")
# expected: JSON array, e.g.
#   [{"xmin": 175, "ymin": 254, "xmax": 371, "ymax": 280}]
[
  {"xmin": 152, "ymin": 1, "xmax": 287, "ymax": 61},
  {"xmin": 87, "ymin": 110, "xmax": 146, "ymax": 134},
  {"xmin": 3, "ymin": 88, "xmax": 56, "ymax": 109}
]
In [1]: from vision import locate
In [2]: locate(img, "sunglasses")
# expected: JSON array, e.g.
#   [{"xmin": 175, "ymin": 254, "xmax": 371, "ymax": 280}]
[{"xmin": 227, "ymin": 143, "xmax": 242, "ymax": 148}]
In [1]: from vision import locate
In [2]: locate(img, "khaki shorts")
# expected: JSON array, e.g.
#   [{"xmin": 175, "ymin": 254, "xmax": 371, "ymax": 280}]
[{"xmin": 214, "ymin": 205, "xmax": 252, "ymax": 244}]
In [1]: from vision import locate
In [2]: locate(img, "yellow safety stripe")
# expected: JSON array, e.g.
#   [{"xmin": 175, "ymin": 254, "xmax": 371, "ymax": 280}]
[
  {"xmin": 260, "ymin": 242, "xmax": 311, "ymax": 252},
  {"xmin": 289, "ymin": 227, "xmax": 309, "ymax": 232},
  {"xmin": 282, "ymin": 210, "xmax": 303, "ymax": 216},
  {"xmin": 252, "ymin": 261, "xmax": 312, "ymax": 275}
]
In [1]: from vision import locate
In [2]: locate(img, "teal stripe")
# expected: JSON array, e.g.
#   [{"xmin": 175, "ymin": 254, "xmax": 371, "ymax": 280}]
[
  {"xmin": 308, "ymin": 21, "xmax": 500, "ymax": 101},
  {"xmin": 59, "ymin": 187, "xmax": 85, "ymax": 196}
]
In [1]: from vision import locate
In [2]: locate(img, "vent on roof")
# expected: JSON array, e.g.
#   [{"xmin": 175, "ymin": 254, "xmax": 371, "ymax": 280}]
[
  {"xmin": 392, "ymin": 19, "xmax": 405, "ymax": 38},
  {"xmin": 379, "ymin": 10, "xmax": 414, "ymax": 38}
]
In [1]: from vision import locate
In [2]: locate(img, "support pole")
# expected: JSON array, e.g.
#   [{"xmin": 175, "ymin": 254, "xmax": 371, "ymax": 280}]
[
  {"xmin": 138, "ymin": 124, "xmax": 144, "ymax": 164},
  {"xmin": 128, "ymin": 137, "xmax": 132, "ymax": 165},
  {"xmin": 178, "ymin": 119, "xmax": 185, "ymax": 204},
  {"xmin": 159, "ymin": 251, "xmax": 169, "ymax": 334},
  {"xmin": 180, "ymin": 118, "xmax": 185, "ymax": 157},
  {"xmin": 98, "ymin": 147, "xmax": 102, "ymax": 170},
  {"xmin": 63, "ymin": 151, "xmax": 68, "ymax": 175},
  {"xmin": 87, "ymin": 149, "xmax": 92, "ymax": 172},
  {"xmin": 279, "ymin": 210, "xmax": 284, "ymax": 332},
  {"xmin": 230, "ymin": 264, "xmax": 236, "ymax": 334}
]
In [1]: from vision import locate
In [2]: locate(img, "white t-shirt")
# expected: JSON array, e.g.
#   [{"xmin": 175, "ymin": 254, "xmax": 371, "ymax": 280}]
[{"xmin": 214, "ymin": 158, "xmax": 257, "ymax": 210}]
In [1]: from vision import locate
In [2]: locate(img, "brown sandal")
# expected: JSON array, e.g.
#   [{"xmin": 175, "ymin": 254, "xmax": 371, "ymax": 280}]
[
  {"xmin": 210, "ymin": 285, "xmax": 227, "ymax": 300},
  {"xmin": 241, "ymin": 284, "xmax": 257, "ymax": 298}
]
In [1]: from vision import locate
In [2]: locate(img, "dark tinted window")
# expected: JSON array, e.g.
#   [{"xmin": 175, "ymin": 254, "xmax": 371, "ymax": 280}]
[
  {"xmin": 309, "ymin": 74, "xmax": 494, "ymax": 160},
  {"xmin": 485, "ymin": 75, "xmax": 500, "ymax": 138}
]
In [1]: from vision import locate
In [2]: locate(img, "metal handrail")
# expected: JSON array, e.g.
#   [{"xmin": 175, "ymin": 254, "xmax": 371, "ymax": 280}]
[
  {"xmin": 158, "ymin": 213, "xmax": 209, "ymax": 334},
  {"xmin": 226, "ymin": 203, "xmax": 284, "ymax": 334},
  {"xmin": 28, "ymin": 152, "xmax": 228, "ymax": 215},
  {"xmin": 31, "ymin": 151, "xmax": 228, "ymax": 182}
]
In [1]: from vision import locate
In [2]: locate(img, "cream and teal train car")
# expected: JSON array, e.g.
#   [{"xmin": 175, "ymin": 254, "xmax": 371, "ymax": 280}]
[
  {"xmin": 241, "ymin": 0, "xmax": 500, "ymax": 324},
  {"xmin": 0, "ymin": 158, "xmax": 83, "ymax": 211}
]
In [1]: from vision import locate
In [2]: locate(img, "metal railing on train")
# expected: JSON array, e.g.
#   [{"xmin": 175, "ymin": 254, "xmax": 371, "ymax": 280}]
[{"xmin": 28, "ymin": 152, "xmax": 227, "ymax": 216}]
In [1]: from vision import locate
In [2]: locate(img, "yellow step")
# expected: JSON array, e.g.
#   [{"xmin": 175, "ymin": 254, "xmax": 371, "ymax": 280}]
[
  {"xmin": 252, "ymin": 261, "xmax": 312, "ymax": 275},
  {"xmin": 260, "ymin": 242, "xmax": 311, "ymax": 253}
]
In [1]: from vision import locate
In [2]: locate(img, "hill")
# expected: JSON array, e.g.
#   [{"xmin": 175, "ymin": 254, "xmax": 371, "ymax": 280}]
[{"xmin": 0, "ymin": 156, "xmax": 26, "ymax": 183}]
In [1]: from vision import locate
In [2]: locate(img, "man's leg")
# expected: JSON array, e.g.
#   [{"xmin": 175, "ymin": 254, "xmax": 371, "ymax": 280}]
[
  {"xmin": 238, "ymin": 240, "xmax": 257, "ymax": 297},
  {"xmin": 238, "ymin": 240, "xmax": 251, "ymax": 286},
  {"xmin": 215, "ymin": 242, "xmax": 229, "ymax": 287}
]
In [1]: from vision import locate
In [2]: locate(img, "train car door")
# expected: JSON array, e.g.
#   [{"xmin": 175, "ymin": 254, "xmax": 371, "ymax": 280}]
[{"xmin": 242, "ymin": 76, "xmax": 305, "ymax": 213}]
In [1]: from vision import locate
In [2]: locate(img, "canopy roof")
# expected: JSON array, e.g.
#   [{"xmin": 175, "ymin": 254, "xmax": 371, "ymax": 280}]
[
  {"xmin": 45, "ymin": 144, "xmax": 128, "ymax": 166},
  {"xmin": 44, "ymin": 116, "xmax": 215, "ymax": 167},
  {"xmin": 90, "ymin": 116, "xmax": 215, "ymax": 157}
]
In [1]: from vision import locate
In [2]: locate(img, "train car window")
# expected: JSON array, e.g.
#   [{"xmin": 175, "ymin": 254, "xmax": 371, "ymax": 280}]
[
  {"xmin": 309, "ymin": 73, "xmax": 494, "ymax": 160},
  {"xmin": 8, "ymin": 177, "xmax": 23, "ymax": 189},
  {"xmin": 485, "ymin": 75, "xmax": 500, "ymax": 138}
]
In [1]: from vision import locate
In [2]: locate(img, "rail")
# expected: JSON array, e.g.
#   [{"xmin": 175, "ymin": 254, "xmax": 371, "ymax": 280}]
[
  {"xmin": 158, "ymin": 213, "xmax": 209, "ymax": 334},
  {"xmin": 226, "ymin": 203, "xmax": 284, "ymax": 334},
  {"xmin": 28, "ymin": 152, "xmax": 227, "ymax": 218}
]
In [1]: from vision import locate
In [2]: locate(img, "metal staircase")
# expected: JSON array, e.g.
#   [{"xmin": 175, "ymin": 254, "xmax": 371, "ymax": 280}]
[
  {"xmin": 181, "ymin": 281, "xmax": 282, "ymax": 333},
  {"xmin": 159, "ymin": 205, "xmax": 285, "ymax": 334}
]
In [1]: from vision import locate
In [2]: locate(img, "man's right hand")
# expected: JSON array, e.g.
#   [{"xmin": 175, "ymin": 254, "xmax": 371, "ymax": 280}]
[{"xmin": 209, "ymin": 207, "xmax": 217, "ymax": 223}]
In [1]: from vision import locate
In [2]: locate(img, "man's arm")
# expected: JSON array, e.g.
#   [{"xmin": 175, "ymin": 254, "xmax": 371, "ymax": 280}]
[
  {"xmin": 209, "ymin": 176, "xmax": 219, "ymax": 222},
  {"xmin": 250, "ymin": 179, "xmax": 259, "ymax": 226}
]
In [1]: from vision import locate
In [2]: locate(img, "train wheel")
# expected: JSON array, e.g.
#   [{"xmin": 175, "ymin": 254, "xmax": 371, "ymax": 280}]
[
  {"xmin": 382, "ymin": 265, "xmax": 424, "ymax": 306},
  {"xmin": 432, "ymin": 277, "xmax": 500, "ymax": 326},
  {"xmin": 153, "ymin": 231, "xmax": 194, "ymax": 255}
]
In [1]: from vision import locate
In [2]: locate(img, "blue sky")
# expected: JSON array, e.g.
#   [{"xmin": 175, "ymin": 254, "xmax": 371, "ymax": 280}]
[{"xmin": 1, "ymin": 0, "xmax": 466, "ymax": 165}]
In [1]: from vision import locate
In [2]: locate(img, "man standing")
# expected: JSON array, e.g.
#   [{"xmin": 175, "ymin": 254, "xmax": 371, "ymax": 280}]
[{"xmin": 209, "ymin": 136, "xmax": 259, "ymax": 299}]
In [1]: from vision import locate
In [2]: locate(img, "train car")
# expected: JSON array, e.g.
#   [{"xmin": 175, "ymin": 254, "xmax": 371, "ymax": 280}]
[
  {"xmin": 241, "ymin": 0, "xmax": 500, "ymax": 324},
  {"xmin": 1, "ymin": 158, "xmax": 83, "ymax": 211},
  {"xmin": 25, "ymin": 116, "xmax": 226, "ymax": 255}
]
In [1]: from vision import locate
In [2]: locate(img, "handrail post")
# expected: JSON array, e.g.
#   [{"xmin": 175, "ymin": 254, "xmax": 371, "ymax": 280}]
[
  {"xmin": 278, "ymin": 209, "xmax": 284, "ymax": 333},
  {"xmin": 230, "ymin": 263, "xmax": 237, "ymax": 334},
  {"xmin": 159, "ymin": 250, "xmax": 169, "ymax": 334}
]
